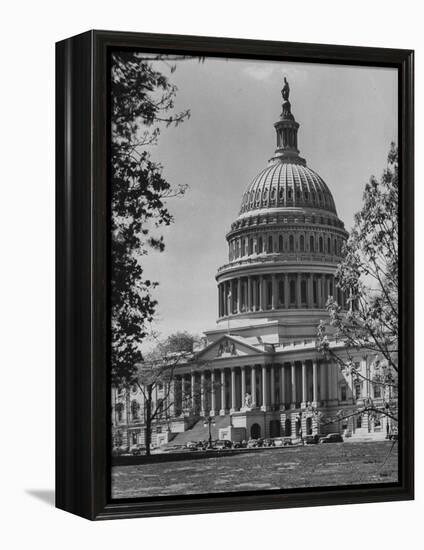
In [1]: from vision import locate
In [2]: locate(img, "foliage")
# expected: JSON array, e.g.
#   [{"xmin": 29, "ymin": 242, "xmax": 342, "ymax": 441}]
[
  {"xmin": 134, "ymin": 332, "xmax": 197, "ymax": 456},
  {"xmin": 317, "ymin": 143, "xmax": 399, "ymax": 421},
  {"xmin": 110, "ymin": 52, "xmax": 190, "ymax": 386}
]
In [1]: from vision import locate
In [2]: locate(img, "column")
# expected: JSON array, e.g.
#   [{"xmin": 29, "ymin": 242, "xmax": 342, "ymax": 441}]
[
  {"xmin": 210, "ymin": 370, "xmax": 216, "ymax": 415},
  {"xmin": 237, "ymin": 278, "xmax": 241, "ymax": 313},
  {"xmin": 251, "ymin": 366, "xmax": 257, "ymax": 407},
  {"xmin": 230, "ymin": 367, "xmax": 236, "ymax": 412},
  {"xmin": 259, "ymin": 276, "xmax": 264, "ymax": 311},
  {"xmin": 252, "ymin": 278, "xmax": 257, "ymax": 311},
  {"xmin": 241, "ymin": 366, "xmax": 246, "ymax": 407},
  {"xmin": 270, "ymin": 365, "xmax": 275, "ymax": 407},
  {"xmin": 327, "ymin": 361, "xmax": 334, "ymax": 401},
  {"xmin": 301, "ymin": 361, "xmax": 307, "ymax": 406},
  {"xmin": 200, "ymin": 371, "xmax": 205, "ymax": 415},
  {"xmin": 247, "ymin": 276, "xmax": 252, "ymax": 312},
  {"xmin": 261, "ymin": 365, "xmax": 268, "ymax": 410},
  {"xmin": 169, "ymin": 379, "xmax": 175, "ymax": 417},
  {"xmin": 291, "ymin": 361, "xmax": 297, "ymax": 407},
  {"xmin": 296, "ymin": 273, "xmax": 301, "ymax": 308},
  {"xmin": 220, "ymin": 369, "xmax": 226, "ymax": 415},
  {"xmin": 271, "ymin": 275, "xmax": 277, "ymax": 310},
  {"xmin": 191, "ymin": 372, "xmax": 196, "ymax": 413},
  {"xmin": 284, "ymin": 274, "xmax": 289, "ymax": 309},
  {"xmin": 312, "ymin": 360, "xmax": 318, "ymax": 404},
  {"xmin": 280, "ymin": 364, "xmax": 286, "ymax": 409}
]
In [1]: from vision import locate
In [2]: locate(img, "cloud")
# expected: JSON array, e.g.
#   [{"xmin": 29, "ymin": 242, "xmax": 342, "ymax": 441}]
[{"xmin": 242, "ymin": 62, "xmax": 279, "ymax": 81}]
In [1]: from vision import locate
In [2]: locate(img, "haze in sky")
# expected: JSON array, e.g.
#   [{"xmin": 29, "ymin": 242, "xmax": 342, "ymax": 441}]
[{"xmin": 131, "ymin": 57, "xmax": 398, "ymax": 341}]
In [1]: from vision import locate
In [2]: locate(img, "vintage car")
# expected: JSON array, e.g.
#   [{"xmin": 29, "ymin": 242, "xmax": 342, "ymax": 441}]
[
  {"xmin": 318, "ymin": 433, "xmax": 344, "ymax": 444},
  {"xmin": 214, "ymin": 439, "xmax": 233, "ymax": 450}
]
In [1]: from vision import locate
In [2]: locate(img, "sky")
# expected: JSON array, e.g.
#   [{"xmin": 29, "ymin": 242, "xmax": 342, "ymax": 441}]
[{"xmin": 122, "ymin": 56, "xmax": 398, "ymax": 341}]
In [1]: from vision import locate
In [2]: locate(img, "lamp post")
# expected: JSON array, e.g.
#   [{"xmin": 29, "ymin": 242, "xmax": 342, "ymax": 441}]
[{"xmin": 203, "ymin": 415, "xmax": 216, "ymax": 449}]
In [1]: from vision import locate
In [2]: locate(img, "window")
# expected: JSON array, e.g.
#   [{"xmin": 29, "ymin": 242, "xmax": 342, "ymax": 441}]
[
  {"xmin": 327, "ymin": 237, "xmax": 331, "ymax": 253},
  {"xmin": 278, "ymin": 235, "xmax": 283, "ymax": 252},
  {"xmin": 301, "ymin": 280, "xmax": 307, "ymax": 304},
  {"xmin": 310, "ymin": 235, "xmax": 315, "ymax": 252},
  {"xmin": 319, "ymin": 236, "xmax": 323, "ymax": 252},
  {"xmin": 249, "ymin": 238, "xmax": 253, "ymax": 255},
  {"xmin": 258, "ymin": 237, "xmax": 263, "ymax": 253},
  {"xmin": 340, "ymin": 385, "xmax": 347, "ymax": 401},
  {"xmin": 289, "ymin": 235, "xmax": 294, "ymax": 252},
  {"xmin": 268, "ymin": 236, "xmax": 273, "ymax": 253},
  {"xmin": 373, "ymin": 384, "xmax": 381, "ymax": 399},
  {"xmin": 290, "ymin": 280, "xmax": 296, "ymax": 304},
  {"xmin": 355, "ymin": 383, "xmax": 361, "ymax": 400},
  {"xmin": 278, "ymin": 280, "xmax": 284, "ymax": 305},
  {"xmin": 131, "ymin": 400, "xmax": 140, "ymax": 420},
  {"xmin": 131, "ymin": 432, "xmax": 138, "ymax": 445},
  {"xmin": 300, "ymin": 235, "xmax": 305, "ymax": 252}
]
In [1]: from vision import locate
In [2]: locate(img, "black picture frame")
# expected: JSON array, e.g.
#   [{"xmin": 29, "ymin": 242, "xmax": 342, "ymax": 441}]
[{"xmin": 56, "ymin": 30, "xmax": 414, "ymax": 520}]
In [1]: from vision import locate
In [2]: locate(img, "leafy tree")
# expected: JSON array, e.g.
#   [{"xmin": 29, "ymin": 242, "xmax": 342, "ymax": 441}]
[
  {"xmin": 133, "ymin": 332, "xmax": 199, "ymax": 456},
  {"xmin": 317, "ymin": 143, "xmax": 398, "ymax": 425},
  {"xmin": 110, "ymin": 52, "xmax": 190, "ymax": 387}
]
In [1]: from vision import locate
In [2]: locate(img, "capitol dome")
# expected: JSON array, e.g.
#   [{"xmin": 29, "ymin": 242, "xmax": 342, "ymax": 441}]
[
  {"xmin": 238, "ymin": 161, "xmax": 337, "ymax": 217},
  {"xmin": 215, "ymin": 78, "xmax": 348, "ymax": 331}
]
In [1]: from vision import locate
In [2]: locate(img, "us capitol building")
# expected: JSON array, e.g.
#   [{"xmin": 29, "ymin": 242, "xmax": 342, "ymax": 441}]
[{"xmin": 112, "ymin": 79, "xmax": 392, "ymax": 449}]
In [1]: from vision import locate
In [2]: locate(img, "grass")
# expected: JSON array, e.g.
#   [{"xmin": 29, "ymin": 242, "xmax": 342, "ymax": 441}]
[{"xmin": 111, "ymin": 440, "xmax": 398, "ymax": 499}]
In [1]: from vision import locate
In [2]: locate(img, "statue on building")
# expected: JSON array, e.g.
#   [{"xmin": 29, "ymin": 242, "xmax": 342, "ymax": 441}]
[
  {"xmin": 281, "ymin": 76, "xmax": 294, "ymax": 120},
  {"xmin": 244, "ymin": 392, "xmax": 252, "ymax": 409},
  {"xmin": 281, "ymin": 76, "xmax": 290, "ymax": 101}
]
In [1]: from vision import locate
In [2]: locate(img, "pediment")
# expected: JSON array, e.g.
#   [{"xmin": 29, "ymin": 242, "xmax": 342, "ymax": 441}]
[{"xmin": 195, "ymin": 335, "xmax": 264, "ymax": 361}]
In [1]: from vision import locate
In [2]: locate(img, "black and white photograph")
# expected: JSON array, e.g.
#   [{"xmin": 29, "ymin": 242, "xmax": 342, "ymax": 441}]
[{"xmin": 110, "ymin": 53, "xmax": 400, "ymax": 499}]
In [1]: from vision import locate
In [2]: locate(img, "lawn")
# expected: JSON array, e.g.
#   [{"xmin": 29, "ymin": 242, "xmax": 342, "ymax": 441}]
[{"xmin": 111, "ymin": 441, "xmax": 398, "ymax": 499}]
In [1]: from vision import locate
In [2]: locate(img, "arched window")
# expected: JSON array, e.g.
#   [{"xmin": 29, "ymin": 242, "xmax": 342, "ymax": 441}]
[
  {"xmin": 327, "ymin": 237, "xmax": 331, "ymax": 253},
  {"xmin": 268, "ymin": 236, "xmax": 273, "ymax": 253},
  {"xmin": 249, "ymin": 238, "xmax": 253, "ymax": 255},
  {"xmin": 278, "ymin": 235, "xmax": 283, "ymax": 252},
  {"xmin": 290, "ymin": 279, "xmax": 296, "ymax": 305},
  {"xmin": 310, "ymin": 235, "xmax": 315, "ymax": 252},
  {"xmin": 319, "ymin": 236, "xmax": 323, "ymax": 252},
  {"xmin": 258, "ymin": 237, "xmax": 263, "ymax": 253},
  {"xmin": 300, "ymin": 235, "xmax": 305, "ymax": 252},
  {"xmin": 289, "ymin": 235, "xmax": 295, "ymax": 252}
]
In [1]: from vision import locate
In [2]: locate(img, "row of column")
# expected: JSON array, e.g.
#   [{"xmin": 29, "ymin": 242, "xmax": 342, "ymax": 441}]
[
  {"xmin": 173, "ymin": 360, "xmax": 340, "ymax": 417},
  {"xmin": 218, "ymin": 273, "xmax": 346, "ymax": 317},
  {"xmin": 228, "ymin": 231, "xmax": 343, "ymax": 261}
]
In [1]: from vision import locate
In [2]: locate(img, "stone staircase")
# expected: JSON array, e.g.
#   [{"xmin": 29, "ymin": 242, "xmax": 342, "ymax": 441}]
[{"xmin": 170, "ymin": 415, "xmax": 232, "ymax": 446}]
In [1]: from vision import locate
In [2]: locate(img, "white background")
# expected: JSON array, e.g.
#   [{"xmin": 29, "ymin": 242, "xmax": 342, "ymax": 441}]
[{"xmin": 0, "ymin": 1, "xmax": 421, "ymax": 548}]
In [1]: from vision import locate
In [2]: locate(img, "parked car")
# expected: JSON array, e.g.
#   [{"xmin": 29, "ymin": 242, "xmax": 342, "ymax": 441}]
[
  {"xmin": 232, "ymin": 441, "xmax": 243, "ymax": 448},
  {"xmin": 388, "ymin": 427, "xmax": 398, "ymax": 441},
  {"xmin": 214, "ymin": 439, "xmax": 233, "ymax": 450},
  {"xmin": 263, "ymin": 438, "xmax": 275, "ymax": 447},
  {"xmin": 318, "ymin": 433, "xmax": 343, "ymax": 444},
  {"xmin": 247, "ymin": 438, "xmax": 263, "ymax": 448},
  {"xmin": 112, "ymin": 446, "xmax": 130, "ymax": 457},
  {"xmin": 130, "ymin": 444, "xmax": 146, "ymax": 456},
  {"xmin": 185, "ymin": 441, "xmax": 198, "ymax": 450},
  {"xmin": 304, "ymin": 434, "xmax": 319, "ymax": 445}
]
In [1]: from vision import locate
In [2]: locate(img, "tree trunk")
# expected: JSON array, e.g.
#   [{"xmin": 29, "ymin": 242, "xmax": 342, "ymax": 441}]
[{"xmin": 145, "ymin": 388, "xmax": 152, "ymax": 457}]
